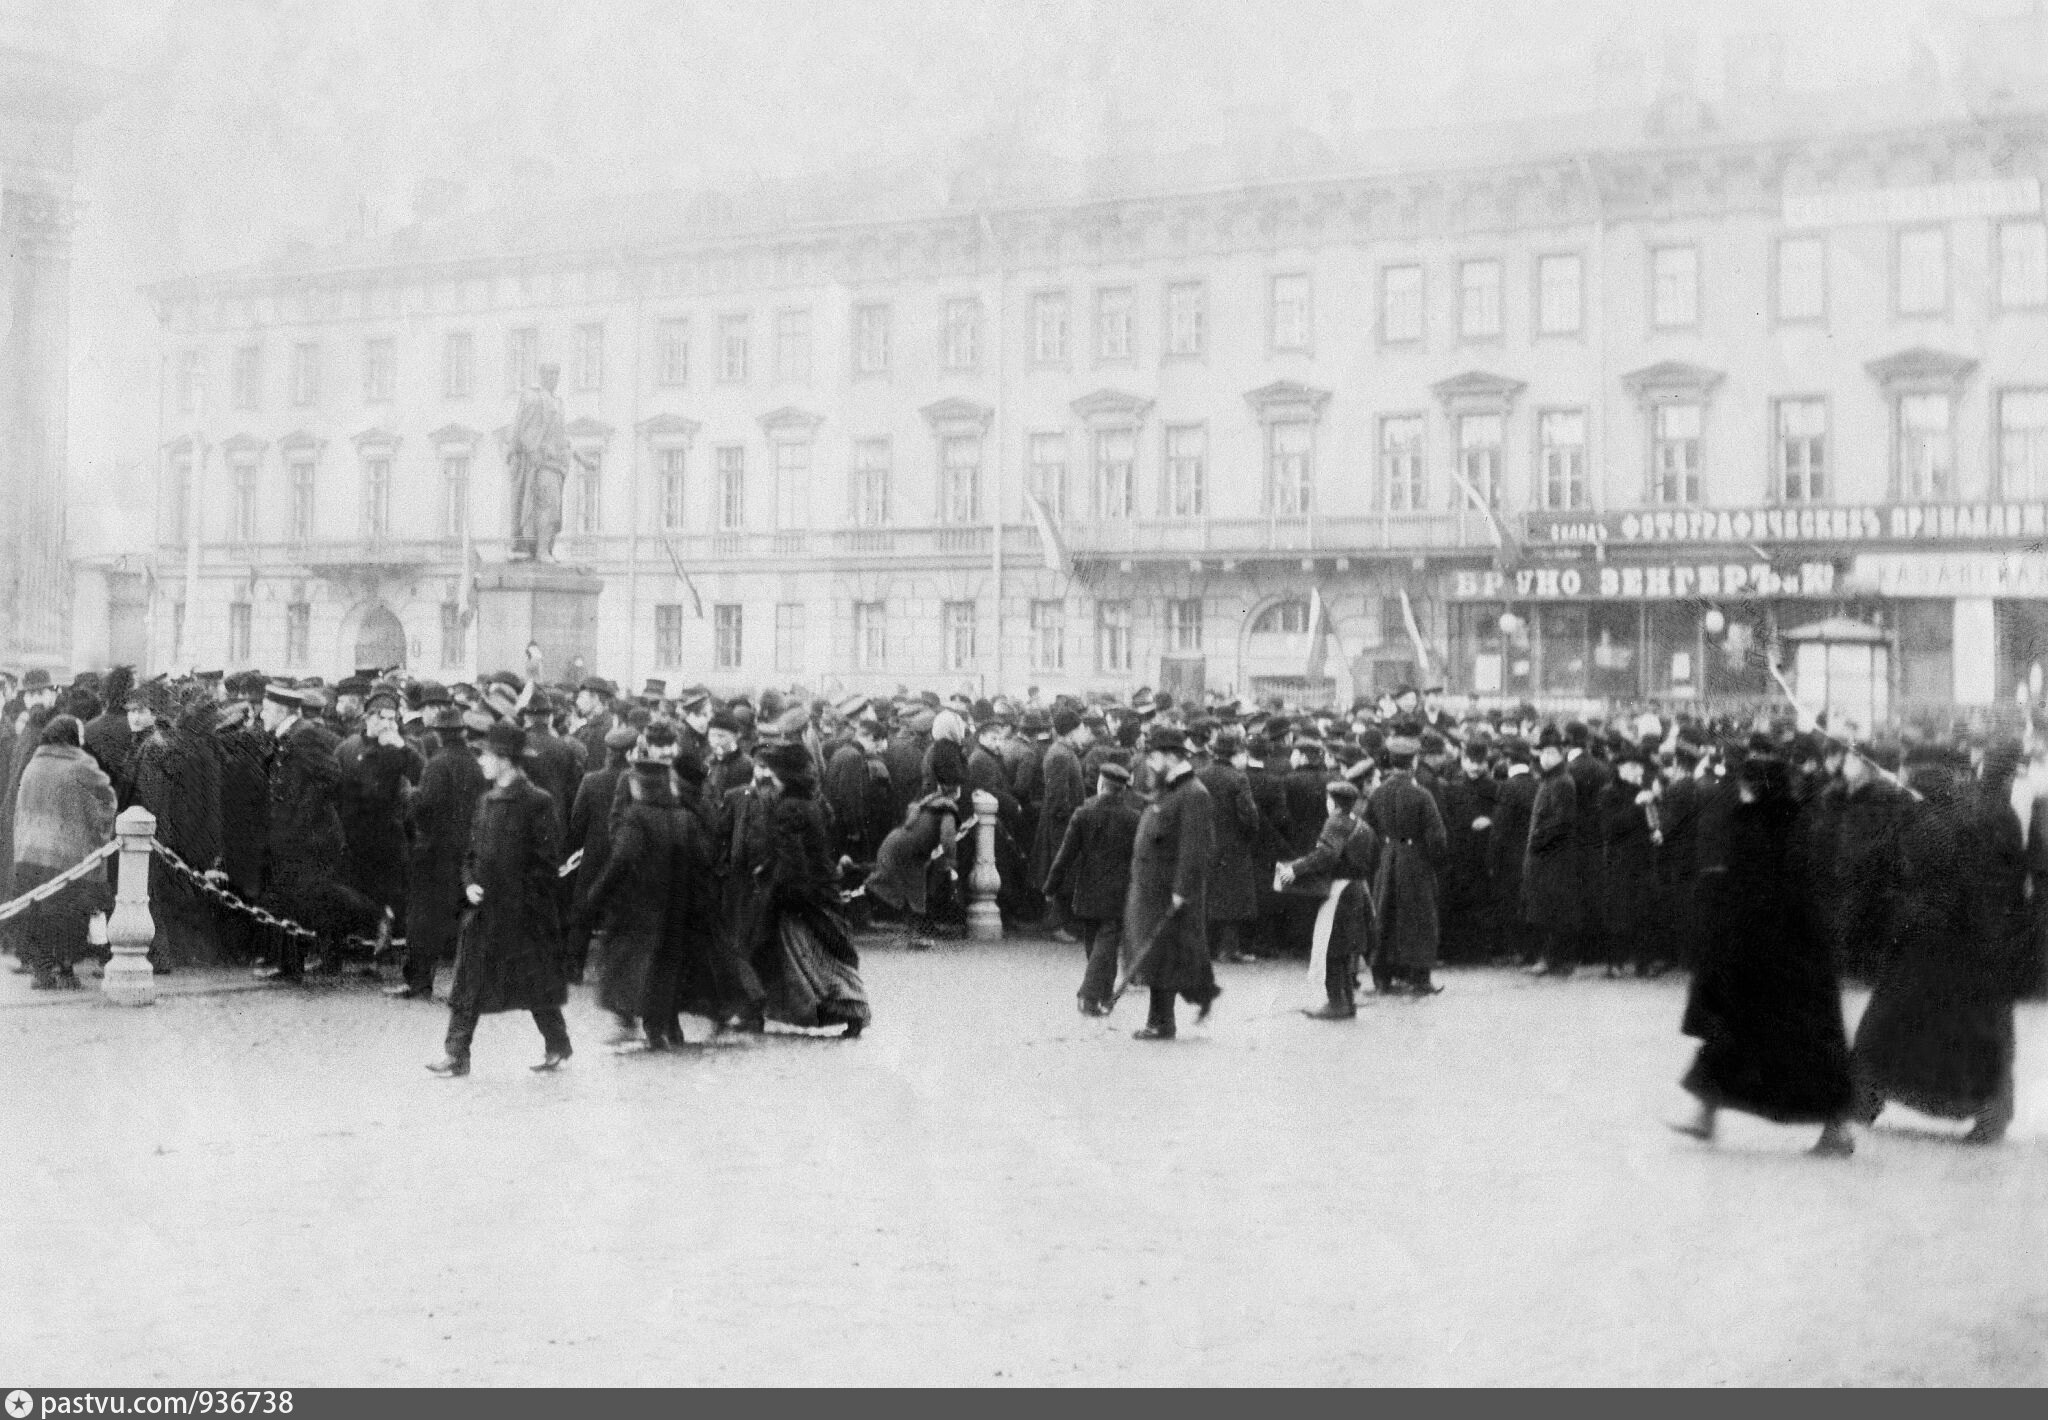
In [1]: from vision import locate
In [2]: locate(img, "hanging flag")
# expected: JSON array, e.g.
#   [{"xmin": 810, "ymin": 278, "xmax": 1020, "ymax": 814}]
[
  {"xmin": 1024, "ymin": 490, "xmax": 1071, "ymax": 577},
  {"xmin": 1398, "ymin": 586, "xmax": 1436, "ymax": 681},
  {"xmin": 1447, "ymin": 466, "xmax": 1521, "ymax": 573},
  {"xmin": 1303, "ymin": 587, "xmax": 1329, "ymax": 681},
  {"xmin": 659, "ymin": 533, "xmax": 705, "ymax": 618},
  {"xmin": 460, "ymin": 540, "xmax": 482, "ymax": 626}
]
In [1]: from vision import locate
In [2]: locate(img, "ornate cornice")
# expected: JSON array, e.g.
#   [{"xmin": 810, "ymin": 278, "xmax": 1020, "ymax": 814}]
[
  {"xmin": 1070, "ymin": 388, "xmax": 1155, "ymax": 427},
  {"xmin": 638, "ymin": 413, "xmax": 701, "ymax": 446},
  {"xmin": 1865, "ymin": 346, "xmax": 1978, "ymax": 392},
  {"xmin": 278, "ymin": 429, "xmax": 326, "ymax": 456},
  {"xmin": 1429, "ymin": 370, "xmax": 1526, "ymax": 416},
  {"xmin": 921, "ymin": 397, "xmax": 994, "ymax": 436},
  {"xmin": 352, "ymin": 426, "xmax": 401, "ymax": 452},
  {"xmin": 758, "ymin": 406, "xmax": 826, "ymax": 438},
  {"xmin": 1621, "ymin": 360, "xmax": 1725, "ymax": 405},
  {"xmin": 1244, "ymin": 379, "xmax": 1333, "ymax": 423}
]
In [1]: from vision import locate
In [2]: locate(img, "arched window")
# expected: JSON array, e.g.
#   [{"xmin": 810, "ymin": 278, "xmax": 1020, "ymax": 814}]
[{"xmin": 1251, "ymin": 600, "xmax": 1311, "ymax": 636}]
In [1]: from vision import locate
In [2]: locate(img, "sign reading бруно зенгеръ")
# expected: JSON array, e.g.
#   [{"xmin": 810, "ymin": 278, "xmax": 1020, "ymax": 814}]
[
  {"xmin": 1523, "ymin": 503, "xmax": 2048, "ymax": 548},
  {"xmin": 1449, "ymin": 562, "xmax": 1838, "ymax": 602}
]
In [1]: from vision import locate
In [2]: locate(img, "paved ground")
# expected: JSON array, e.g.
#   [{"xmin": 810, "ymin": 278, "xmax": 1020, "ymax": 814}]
[{"xmin": 3, "ymin": 938, "xmax": 2045, "ymax": 1386}]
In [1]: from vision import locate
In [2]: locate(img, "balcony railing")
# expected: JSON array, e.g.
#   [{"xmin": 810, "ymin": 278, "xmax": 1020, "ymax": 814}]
[{"xmin": 1058, "ymin": 510, "xmax": 1489, "ymax": 557}]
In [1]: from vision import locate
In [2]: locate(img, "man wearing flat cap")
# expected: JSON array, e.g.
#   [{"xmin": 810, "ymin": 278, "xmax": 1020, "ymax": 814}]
[
  {"xmin": 1045, "ymin": 759, "xmax": 1142, "ymax": 1014},
  {"xmin": 255, "ymin": 682, "xmax": 369, "ymax": 980},
  {"xmin": 1276, "ymin": 778, "xmax": 1380, "ymax": 1018},
  {"xmin": 1122, "ymin": 724, "xmax": 1222, "ymax": 1038}
]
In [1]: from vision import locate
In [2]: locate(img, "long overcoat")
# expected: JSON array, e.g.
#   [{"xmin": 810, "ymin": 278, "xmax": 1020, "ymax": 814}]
[
  {"xmin": 450, "ymin": 772, "xmax": 568, "ymax": 1015},
  {"xmin": 1488, "ymin": 770, "xmax": 1538, "ymax": 928},
  {"xmin": 215, "ymin": 719, "xmax": 273, "ymax": 895},
  {"xmin": 1600, "ymin": 781, "xmax": 1661, "ymax": 937},
  {"xmin": 1193, "ymin": 761, "xmax": 1262, "ymax": 924},
  {"xmin": 1521, "ymin": 764, "xmax": 1581, "ymax": 933},
  {"xmin": 1042, "ymin": 787, "xmax": 1141, "ymax": 923},
  {"xmin": 1029, "ymin": 739, "xmax": 1087, "ymax": 890},
  {"xmin": 1364, "ymin": 771, "xmax": 1447, "ymax": 969},
  {"xmin": 403, "ymin": 738, "xmax": 487, "ymax": 961},
  {"xmin": 1122, "ymin": 766, "xmax": 1218, "ymax": 996},
  {"xmin": 578, "ymin": 767, "xmax": 685, "ymax": 1019},
  {"xmin": 1246, "ymin": 759, "xmax": 1295, "ymax": 916}
]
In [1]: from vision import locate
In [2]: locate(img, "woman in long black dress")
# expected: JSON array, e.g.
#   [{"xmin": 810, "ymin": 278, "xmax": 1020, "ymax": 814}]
[
  {"xmin": 748, "ymin": 742, "xmax": 871, "ymax": 1037},
  {"xmin": 1672, "ymin": 749, "xmax": 1856, "ymax": 1156}
]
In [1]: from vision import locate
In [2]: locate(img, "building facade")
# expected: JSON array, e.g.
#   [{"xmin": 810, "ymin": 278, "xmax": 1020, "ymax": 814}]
[{"xmin": 136, "ymin": 105, "xmax": 2048, "ymax": 718}]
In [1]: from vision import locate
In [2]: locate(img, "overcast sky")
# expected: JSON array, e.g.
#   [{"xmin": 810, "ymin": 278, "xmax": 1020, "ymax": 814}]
[{"xmin": 45, "ymin": 0, "xmax": 2031, "ymax": 548}]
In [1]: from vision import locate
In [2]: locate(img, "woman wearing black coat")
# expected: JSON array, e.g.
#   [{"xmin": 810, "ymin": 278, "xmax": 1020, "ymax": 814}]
[
  {"xmin": 746, "ymin": 742, "xmax": 869, "ymax": 1037},
  {"xmin": 577, "ymin": 757, "xmax": 689, "ymax": 1049},
  {"xmin": 1673, "ymin": 753, "xmax": 1855, "ymax": 1156}
]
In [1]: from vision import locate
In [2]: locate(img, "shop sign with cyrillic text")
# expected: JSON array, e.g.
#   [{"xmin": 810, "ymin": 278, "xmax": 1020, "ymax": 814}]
[
  {"xmin": 1523, "ymin": 502, "xmax": 2048, "ymax": 548},
  {"xmin": 1448, "ymin": 561, "xmax": 1838, "ymax": 602}
]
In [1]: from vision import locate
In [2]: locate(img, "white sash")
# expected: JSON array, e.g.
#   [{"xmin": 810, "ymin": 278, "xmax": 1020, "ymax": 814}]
[{"xmin": 1304, "ymin": 878, "xmax": 1355, "ymax": 1004}]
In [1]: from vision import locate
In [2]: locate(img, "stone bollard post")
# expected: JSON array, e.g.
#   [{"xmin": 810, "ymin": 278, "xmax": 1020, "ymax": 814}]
[
  {"xmin": 102, "ymin": 806, "xmax": 157, "ymax": 1006},
  {"xmin": 967, "ymin": 788, "xmax": 1003, "ymax": 941}
]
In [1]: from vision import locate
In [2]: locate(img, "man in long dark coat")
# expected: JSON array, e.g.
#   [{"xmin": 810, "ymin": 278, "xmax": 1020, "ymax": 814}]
[
  {"xmin": 1276, "ymin": 738, "xmax": 1332, "ymax": 956},
  {"xmin": 393, "ymin": 706, "xmax": 489, "ymax": 1000},
  {"xmin": 519, "ymin": 693, "xmax": 586, "ymax": 841},
  {"xmin": 822, "ymin": 717, "xmax": 894, "ymax": 870},
  {"xmin": 1029, "ymin": 708, "xmax": 1090, "ymax": 937},
  {"xmin": 256, "ymin": 684, "xmax": 369, "ymax": 980},
  {"xmin": 1435, "ymin": 738, "xmax": 1497, "ymax": 964},
  {"xmin": 1364, "ymin": 734, "xmax": 1448, "ymax": 995},
  {"xmin": 340, "ymin": 688, "xmax": 424, "ymax": 961},
  {"xmin": 1563, "ymin": 721, "xmax": 1613, "ymax": 976},
  {"xmin": 428, "ymin": 720, "xmax": 572, "ymax": 1075},
  {"xmin": 1123, "ymin": 725, "xmax": 1220, "ymax": 1040},
  {"xmin": 82, "ymin": 665, "xmax": 137, "ymax": 806},
  {"xmin": 1488, "ymin": 740, "xmax": 1539, "ymax": 965},
  {"xmin": 1045, "ymin": 760, "xmax": 1142, "ymax": 1014},
  {"xmin": 1196, "ymin": 725, "xmax": 1264, "ymax": 966},
  {"xmin": 1521, "ymin": 728, "xmax": 1580, "ymax": 976},
  {"xmin": 213, "ymin": 680, "xmax": 274, "ymax": 964},
  {"xmin": 564, "ymin": 723, "xmax": 636, "ymax": 983},
  {"xmin": 1656, "ymin": 742, "xmax": 1703, "ymax": 972},
  {"xmin": 569, "ymin": 677, "xmax": 617, "ymax": 768},
  {"xmin": 1245, "ymin": 726, "xmax": 1295, "ymax": 960}
]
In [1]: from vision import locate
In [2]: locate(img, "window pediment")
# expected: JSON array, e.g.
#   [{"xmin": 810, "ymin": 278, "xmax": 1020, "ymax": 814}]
[
  {"xmin": 1244, "ymin": 380, "xmax": 1332, "ymax": 423},
  {"xmin": 1069, "ymin": 388, "xmax": 1154, "ymax": 427},
  {"xmin": 221, "ymin": 433, "xmax": 268, "ymax": 457},
  {"xmin": 921, "ymin": 397, "xmax": 994, "ymax": 436},
  {"xmin": 565, "ymin": 417, "xmax": 614, "ymax": 444},
  {"xmin": 352, "ymin": 426, "xmax": 401, "ymax": 452},
  {"xmin": 759, "ymin": 406, "xmax": 825, "ymax": 439},
  {"xmin": 429, "ymin": 423, "xmax": 482, "ymax": 450},
  {"xmin": 1865, "ymin": 346, "xmax": 1977, "ymax": 393},
  {"xmin": 278, "ymin": 429, "xmax": 326, "ymax": 457},
  {"xmin": 638, "ymin": 413, "xmax": 701, "ymax": 448},
  {"xmin": 1428, "ymin": 371, "xmax": 1524, "ymax": 416},
  {"xmin": 1621, "ymin": 360, "xmax": 1723, "ymax": 405}
]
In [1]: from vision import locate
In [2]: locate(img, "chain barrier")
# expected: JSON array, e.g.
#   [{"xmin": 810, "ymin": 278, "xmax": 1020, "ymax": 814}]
[
  {"xmin": 148, "ymin": 841, "xmax": 323, "ymax": 941},
  {"xmin": 0, "ymin": 841, "xmax": 119, "ymax": 925}
]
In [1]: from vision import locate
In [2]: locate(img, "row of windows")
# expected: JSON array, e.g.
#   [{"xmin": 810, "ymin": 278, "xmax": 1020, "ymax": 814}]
[
  {"xmin": 167, "ymin": 383, "xmax": 2048, "ymax": 546},
  {"xmin": 171, "ymin": 218, "xmax": 2048, "ymax": 416},
  {"xmin": 646, "ymin": 597, "xmax": 1190, "ymax": 676}
]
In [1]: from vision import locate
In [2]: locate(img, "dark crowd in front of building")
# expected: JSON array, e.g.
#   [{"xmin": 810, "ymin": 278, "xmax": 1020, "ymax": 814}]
[{"xmin": 0, "ymin": 661, "xmax": 2037, "ymax": 1144}]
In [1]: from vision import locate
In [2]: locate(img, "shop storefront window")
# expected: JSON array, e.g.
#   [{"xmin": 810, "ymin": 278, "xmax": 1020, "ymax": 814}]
[
  {"xmin": 1537, "ymin": 606, "xmax": 1588, "ymax": 695},
  {"xmin": 1646, "ymin": 603, "xmax": 1701, "ymax": 698},
  {"xmin": 1897, "ymin": 600, "xmax": 1953, "ymax": 709},
  {"xmin": 1588, "ymin": 604, "xmax": 1640, "ymax": 700},
  {"xmin": 1996, "ymin": 600, "xmax": 2048, "ymax": 702}
]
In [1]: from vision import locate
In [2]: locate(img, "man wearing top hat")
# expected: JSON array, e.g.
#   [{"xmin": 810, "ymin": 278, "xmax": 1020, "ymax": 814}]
[
  {"xmin": 1521, "ymin": 726, "xmax": 1581, "ymax": 978},
  {"xmin": 1123, "ymin": 724, "xmax": 1222, "ymax": 1039}
]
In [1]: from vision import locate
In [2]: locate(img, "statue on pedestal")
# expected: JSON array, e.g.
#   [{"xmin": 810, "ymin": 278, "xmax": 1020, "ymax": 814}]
[{"xmin": 506, "ymin": 362, "xmax": 594, "ymax": 562}]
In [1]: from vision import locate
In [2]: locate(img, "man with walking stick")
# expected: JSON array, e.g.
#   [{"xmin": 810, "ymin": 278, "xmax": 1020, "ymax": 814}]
[{"xmin": 1118, "ymin": 724, "xmax": 1221, "ymax": 1040}]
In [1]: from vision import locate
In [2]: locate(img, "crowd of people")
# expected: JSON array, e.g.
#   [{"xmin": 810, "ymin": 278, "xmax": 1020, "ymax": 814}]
[{"xmin": 0, "ymin": 663, "xmax": 2037, "ymax": 1139}]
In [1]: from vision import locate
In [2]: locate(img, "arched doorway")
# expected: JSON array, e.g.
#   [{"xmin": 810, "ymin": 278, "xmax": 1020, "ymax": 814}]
[{"xmin": 353, "ymin": 604, "xmax": 407, "ymax": 672}]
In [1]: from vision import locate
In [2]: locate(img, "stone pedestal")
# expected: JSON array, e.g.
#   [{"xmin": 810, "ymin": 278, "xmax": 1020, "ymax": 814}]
[{"xmin": 473, "ymin": 562, "xmax": 603, "ymax": 680}]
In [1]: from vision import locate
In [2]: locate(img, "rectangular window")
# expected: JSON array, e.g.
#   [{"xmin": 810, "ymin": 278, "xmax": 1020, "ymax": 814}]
[
  {"xmin": 854, "ymin": 601, "xmax": 887, "ymax": 671},
  {"xmin": 441, "ymin": 454, "xmax": 470, "ymax": 539},
  {"xmin": 363, "ymin": 456, "xmax": 393, "ymax": 537},
  {"xmin": 940, "ymin": 435, "xmax": 981, "ymax": 524},
  {"xmin": 657, "ymin": 318, "xmax": 689, "ymax": 386},
  {"xmin": 231, "ymin": 460, "xmax": 258, "ymax": 542},
  {"xmin": 1776, "ymin": 398, "xmax": 1827, "ymax": 503},
  {"xmin": 773, "ymin": 308, "xmax": 811, "ymax": 382},
  {"xmin": 1776, "ymin": 236, "xmax": 1826, "ymax": 323},
  {"xmin": 1897, "ymin": 394, "xmax": 1952, "ymax": 501},
  {"xmin": 1380, "ymin": 414, "xmax": 1425, "ymax": 512},
  {"xmin": 1896, "ymin": 226, "xmax": 1948, "ymax": 315},
  {"xmin": 1095, "ymin": 287, "xmax": 1134, "ymax": 362},
  {"xmin": 572, "ymin": 449, "xmax": 601, "ymax": 534},
  {"xmin": 1165, "ymin": 281, "xmax": 1205, "ymax": 357},
  {"xmin": 292, "ymin": 342, "xmax": 320, "ymax": 406},
  {"xmin": 773, "ymin": 441, "xmax": 810, "ymax": 529},
  {"xmin": 443, "ymin": 330, "xmax": 473, "ymax": 399},
  {"xmin": 1459, "ymin": 260, "xmax": 1502, "ymax": 339},
  {"xmin": 1096, "ymin": 599, "xmax": 1132, "ymax": 673},
  {"xmin": 1381, "ymin": 264, "xmax": 1423, "ymax": 343},
  {"xmin": 285, "ymin": 600, "xmax": 311, "ymax": 666},
  {"xmin": 1537, "ymin": 410, "xmax": 1587, "ymax": 511},
  {"xmin": 505, "ymin": 327, "xmax": 537, "ymax": 393},
  {"xmin": 177, "ymin": 349, "xmax": 205, "ymax": 415},
  {"xmin": 1536, "ymin": 254, "xmax": 1583, "ymax": 335},
  {"xmin": 1652, "ymin": 245, "xmax": 1699, "ymax": 328},
  {"xmin": 851, "ymin": 438, "xmax": 890, "ymax": 527},
  {"xmin": 288, "ymin": 459, "xmax": 315, "ymax": 542},
  {"xmin": 853, "ymin": 303, "xmax": 891, "ymax": 374},
  {"xmin": 232, "ymin": 344, "xmax": 261, "ymax": 411},
  {"xmin": 658, "ymin": 448, "xmax": 686, "ymax": 531},
  {"xmin": 943, "ymin": 297, "xmax": 981, "ymax": 370},
  {"xmin": 654, "ymin": 604, "xmax": 684, "ymax": 669},
  {"xmin": 1271, "ymin": 273, "xmax": 1311, "ymax": 351},
  {"xmin": 713, "ymin": 603, "xmax": 743, "ymax": 671},
  {"xmin": 775, "ymin": 603, "xmax": 805, "ymax": 674},
  {"xmin": 716, "ymin": 446, "xmax": 745, "ymax": 530},
  {"xmin": 1650, "ymin": 403, "xmax": 1703, "ymax": 505},
  {"xmin": 362, "ymin": 337, "xmax": 395, "ymax": 402},
  {"xmin": 1032, "ymin": 291, "xmax": 1069, "ymax": 364},
  {"xmin": 1164, "ymin": 424, "xmax": 1206, "ymax": 518},
  {"xmin": 718, "ymin": 314, "xmax": 749, "ymax": 382},
  {"xmin": 1999, "ymin": 389, "xmax": 2048, "ymax": 498},
  {"xmin": 1456, "ymin": 412, "xmax": 1503, "ymax": 508},
  {"xmin": 439, "ymin": 601, "xmax": 465, "ymax": 670},
  {"xmin": 1093, "ymin": 428, "xmax": 1136, "ymax": 519},
  {"xmin": 575, "ymin": 322, "xmax": 604, "ymax": 392},
  {"xmin": 228, "ymin": 602, "xmax": 252, "ymax": 664},
  {"xmin": 1268, "ymin": 422, "xmax": 1312, "ymax": 517},
  {"xmin": 1030, "ymin": 600, "xmax": 1066, "ymax": 672},
  {"xmin": 1028, "ymin": 432, "xmax": 1068, "ymax": 521},
  {"xmin": 1999, "ymin": 220, "xmax": 2048, "ymax": 310},
  {"xmin": 943, "ymin": 601, "xmax": 977, "ymax": 673},
  {"xmin": 1165, "ymin": 598, "xmax": 1204, "ymax": 654}
]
